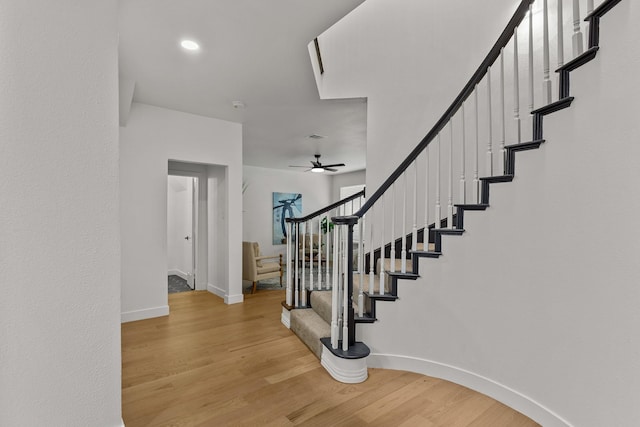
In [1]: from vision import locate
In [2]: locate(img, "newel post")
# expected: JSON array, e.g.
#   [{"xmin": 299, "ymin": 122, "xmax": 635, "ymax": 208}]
[{"xmin": 332, "ymin": 215, "xmax": 359, "ymax": 348}]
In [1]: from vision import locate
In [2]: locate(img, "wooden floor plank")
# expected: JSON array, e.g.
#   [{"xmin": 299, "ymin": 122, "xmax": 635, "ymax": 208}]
[{"xmin": 122, "ymin": 290, "xmax": 539, "ymax": 426}]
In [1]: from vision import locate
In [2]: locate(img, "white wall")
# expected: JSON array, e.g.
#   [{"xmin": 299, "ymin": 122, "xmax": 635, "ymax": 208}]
[
  {"xmin": 167, "ymin": 175, "xmax": 193, "ymax": 278},
  {"xmin": 324, "ymin": 1, "xmax": 640, "ymax": 425},
  {"xmin": 243, "ymin": 166, "xmax": 333, "ymax": 257},
  {"xmin": 313, "ymin": 0, "xmax": 519, "ymax": 192},
  {"xmin": 207, "ymin": 164, "xmax": 232, "ymax": 299},
  {"xmin": 331, "ymin": 169, "xmax": 366, "ymax": 201},
  {"xmin": 120, "ymin": 102, "xmax": 243, "ymax": 321},
  {"xmin": 0, "ymin": 1, "xmax": 122, "ymax": 426}
]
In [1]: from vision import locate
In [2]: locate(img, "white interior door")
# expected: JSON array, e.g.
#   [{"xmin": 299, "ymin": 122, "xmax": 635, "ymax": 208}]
[{"xmin": 167, "ymin": 175, "xmax": 195, "ymax": 290}]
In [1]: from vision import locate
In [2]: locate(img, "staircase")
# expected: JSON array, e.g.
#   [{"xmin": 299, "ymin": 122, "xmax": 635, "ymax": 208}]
[{"xmin": 282, "ymin": 0, "xmax": 625, "ymax": 390}]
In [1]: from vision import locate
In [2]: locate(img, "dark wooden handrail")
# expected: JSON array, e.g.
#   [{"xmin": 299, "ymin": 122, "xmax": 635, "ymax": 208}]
[
  {"xmin": 287, "ymin": 189, "xmax": 365, "ymax": 224},
  {"xmin": 353, "ymin": 0, "xmax": 534, "ymax": 219}
]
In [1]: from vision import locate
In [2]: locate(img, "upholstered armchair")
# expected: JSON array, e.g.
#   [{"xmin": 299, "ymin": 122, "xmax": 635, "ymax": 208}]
[
  {"xmin": 298, "ymin": 234, "xmax": 325, "ymax": 266},
  {"xmin": 242, "ymin": 241, "xmax": 282, "ymax": 294}
]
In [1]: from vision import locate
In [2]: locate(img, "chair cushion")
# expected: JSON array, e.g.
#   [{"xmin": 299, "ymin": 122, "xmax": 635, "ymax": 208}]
[
  {"xmin": 252, "ymin": 242, "xmax": 262, "ymax": 267},
  {"xmin": 257, "ymin": 262, "xmax": 280, "ymax": 274}
]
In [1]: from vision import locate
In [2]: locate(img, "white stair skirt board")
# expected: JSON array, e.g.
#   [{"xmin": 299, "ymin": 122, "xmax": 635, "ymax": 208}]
[
  {"xmin": 281, "ymin": 307, "xmax": 291, "ymax": 329},
  {"xmin": 320, "ymin": 347, "xmax": 368, "ymax": 384},
  {"xmin": 208, "ymin": 283, "xmax": 244, "ymax": 305},
  {"xmin": 121, "ymin": 305, "xmax": 169, "ymax": 323},
  {"xmin": 367, "ymin": 353, "xmax": 570, "ymax": 427}
]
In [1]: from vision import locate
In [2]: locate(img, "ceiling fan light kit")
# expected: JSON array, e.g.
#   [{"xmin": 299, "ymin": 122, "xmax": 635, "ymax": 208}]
[{"xmin": 289, "ymin": 154, "xmax": 345, "ymax": 173}]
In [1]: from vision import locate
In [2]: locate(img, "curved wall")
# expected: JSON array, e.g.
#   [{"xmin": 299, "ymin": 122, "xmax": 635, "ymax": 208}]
[{"xmin": 316, "ymin": 0, "xmax": 640, "ymax": 425}]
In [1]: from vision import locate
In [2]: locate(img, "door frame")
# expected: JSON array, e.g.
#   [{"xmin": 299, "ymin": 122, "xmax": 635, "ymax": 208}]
[{"xmin": 168, "ymin": 168, "xmax": 208, "ymax": 291}]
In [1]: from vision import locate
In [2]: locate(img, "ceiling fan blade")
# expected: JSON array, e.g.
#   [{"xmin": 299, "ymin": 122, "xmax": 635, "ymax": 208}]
[
  {"xmin": 324, "ymin": 167, "xmax": 339, "ymax": 172},
  {"xmin": 289, "ymin": 165, "xmax": 310, "ymax": 168},
  {"xmin": 319, "ymin": 163, "xmax": 345, "ymax": 168}
]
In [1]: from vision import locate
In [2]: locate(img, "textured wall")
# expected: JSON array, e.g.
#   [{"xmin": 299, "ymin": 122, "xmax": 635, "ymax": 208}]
[{"xmin": 0, "ymin": 1, "xmax": 122, "ymax": 426}]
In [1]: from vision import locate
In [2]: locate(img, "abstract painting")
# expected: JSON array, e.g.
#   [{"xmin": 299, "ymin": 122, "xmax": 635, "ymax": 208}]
[{"xmin": 273, "ymin": 192, "xmax": 302, "ymax": 244}]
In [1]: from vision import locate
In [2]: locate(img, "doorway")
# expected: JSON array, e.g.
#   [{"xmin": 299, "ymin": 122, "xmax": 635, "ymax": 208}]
[{"xmin": 167, "ymin": 175, "xmax": 198, "ymax": 293}]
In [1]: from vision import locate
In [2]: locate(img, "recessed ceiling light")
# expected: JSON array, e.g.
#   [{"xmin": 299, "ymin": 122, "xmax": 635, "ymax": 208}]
[{"xmin": 180, "ymin": 39, "xmax": 200, "ymax": 51}]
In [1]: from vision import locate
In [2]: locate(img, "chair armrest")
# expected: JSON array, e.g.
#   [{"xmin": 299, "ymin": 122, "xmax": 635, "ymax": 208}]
[{"xmin": 255, "ymin": 255, "xmax": 280, "ymax": 261}]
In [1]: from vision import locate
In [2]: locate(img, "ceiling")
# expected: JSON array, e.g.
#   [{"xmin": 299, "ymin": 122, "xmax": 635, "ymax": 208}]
[{"xmin": 118, "ymin": 0, "xmax": 367, "ymax": 174}]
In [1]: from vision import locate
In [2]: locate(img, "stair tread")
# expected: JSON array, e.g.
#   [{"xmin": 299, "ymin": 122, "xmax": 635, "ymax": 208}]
[
  {"xmin": 454, "ymin": 203, "xmax": 489, "ymax": 210},
  {"xmin": 354, "ymin": 314, "xmax": 376, "ymax": 323},
  {"xmin": 505, "ymin": 139, "xmax": 545, "ymax": 151},
  {"xmin": 290, "ymin": 308, "xmax": 330, "ymax": 359},
  {"xmin": 364, "ymin": 292, "xmax": 398, "ymax": 301},
  {"xmin": 584, "ymin": 0, "xmax": 622, "ymax": 20},
  {"xmin": 410, "ymin": 250, "xmax": 442, "ymax": 258},
  {"xmin": 556, "ymin": 47, "xmax": 599, "ymax": 73},
  {"xmin": 386, "ymin": 271, "xmax": 419, "ymax": 280},
  {"xmin": 531, "ymin": 97, "xmax": 574, "ymax": 116},
  {"xmin": 432, "ymin": 228, "xmax": 465, "ymax": 234},
  {"xmin": 479, "ymin": 175, "xmax": 514, "ymax": 183}
]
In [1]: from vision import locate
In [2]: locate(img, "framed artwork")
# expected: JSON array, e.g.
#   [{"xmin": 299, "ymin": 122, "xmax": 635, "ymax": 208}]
[{"xmin": 273, "ymin": 192, "xmax": 302, "ymax": 244}]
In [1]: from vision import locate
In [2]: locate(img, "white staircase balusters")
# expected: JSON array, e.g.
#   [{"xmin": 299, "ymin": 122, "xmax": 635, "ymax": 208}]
[
  {"xmin": 500, "ymin": 47, "xmax": 507, "ymax": 175},
  {"xmin": 557, "ymin": 0, "xmax": 565, "ymax": 70},
  {"xmin": 301, "ymin": 222, "xmax": 307, "ymax": 306},
  {"xmin": 379, "ymin": 194, "xmax": 385, "ymax": 295},
  {"xmin": 486, "ymin": 66, "xmax": 494, "ymax": 177},
  {"xmin": 460, "ymin": 104, "xmax": 467, "ymax": 204},
  {"xmin": 424, "ymin": 148, "xmax": 430, "ymax": 249},
  {"xmin": 543, "ymin": 0, "xmax": 552, "ymax": 104},
  {"xmin": 474, "ymin": 86, "xmax": 480, "ymax": 204},
  {"xmin": 412, "ymin": 161, "xmax": 418, "ymax": 253},
  {"xmin": 573, "ymin": 0, "xmax": 584, "ymax": 57},
  {"xmin": 369, "ymin": 205, "xmax": 375, "ymax": 295},
  {"xmin": 529, "ymin": 4, "xmax": 535, "ymax": 112},
  {"xmin": 286, "ymin": 221, "xmax": 292, "ymax": 306},
  {"xmin": 435, "ymin": 133, "xmax": 442, "ymax": 227},
  {"xmin": 447, "ymin": 120, "xmax": 454, "ymax": 229},
  {"xmin": 401, "ymin": 172, "xmax": 407, "ymax": 272},
  {"xmin": 390, "ymin": 183, "xmax": 396, "ymax": 273},
  {"xmin": 586, "ymin": 0, "xmax": 594, "ymax": 51},
  {"xmin": 514, "ymin": 28, "xmax": 522, "ymax": 143}
]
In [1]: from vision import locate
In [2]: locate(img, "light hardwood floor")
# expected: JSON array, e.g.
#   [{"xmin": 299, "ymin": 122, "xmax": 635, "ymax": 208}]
[{"xmin": 122, "ymin": 290, "xmax": 539, "ymax": 427}]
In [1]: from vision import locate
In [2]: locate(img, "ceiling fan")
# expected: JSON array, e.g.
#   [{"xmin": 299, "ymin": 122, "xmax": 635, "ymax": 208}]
[{"xmin": 289, "ymin": 154, "xmax": 345, "ymax": 173}]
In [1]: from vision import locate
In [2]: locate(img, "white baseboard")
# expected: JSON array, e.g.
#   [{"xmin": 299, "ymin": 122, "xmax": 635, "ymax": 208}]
[
  {"xmin": 121, "ymin": 305, "xmax": 169, "ymax": 323},
  {"xmin": 321, "ymin": 347, "xmax": 368, "ymax": 384},
  {"xmin": 367, "ymin": 353, "xmax": 571, "ymax": 427},
  {"xmin": 281, "ymin": 307, "xmax": 291, "ymax": 329},
  {"xmin": 168, "ymin": 269, "xmax": 187, "ymax": 280},
  {"xmin": 118, "ymin": 418, "xmax": 125, "ymax": 427},
  {"xmin": 207, "ymin": 283, "xmax": 244, "ymax": 304},
  {"xmin": 207, "ymin": 283, "xmax": 225, "ymax": 298},
  {"xmin": 225, "ymin": 293, "xmax": 244, "ymax": 304}
]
